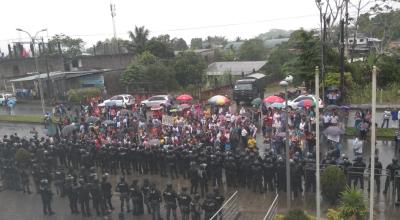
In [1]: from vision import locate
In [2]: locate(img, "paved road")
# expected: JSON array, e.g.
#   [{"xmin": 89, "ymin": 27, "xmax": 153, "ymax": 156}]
[{"xmin": 1, "ymin": 122, "xmax": 400, "ymax": 219}]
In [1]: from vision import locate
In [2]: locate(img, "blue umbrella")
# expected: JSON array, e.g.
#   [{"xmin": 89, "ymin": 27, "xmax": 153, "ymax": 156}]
[{"xmin": 7, "ymin": 99, "xmax": 16, "ymax": 108}]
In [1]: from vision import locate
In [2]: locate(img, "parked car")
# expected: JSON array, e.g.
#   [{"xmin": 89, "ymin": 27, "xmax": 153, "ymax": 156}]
[
  {"xmin": 0, "ymin": 93, "xmax": 17, "ymax": 105},
  {"xmin": 98, "ymin": 94, "xmax": 135, "ymax": 107},
  {"xmin": 286, "ymin": 94, "xmax": 324, "ymax": 109},
  {"xmin": 141, "ymin": 95, "xmax": 173, "ymax": 108}
]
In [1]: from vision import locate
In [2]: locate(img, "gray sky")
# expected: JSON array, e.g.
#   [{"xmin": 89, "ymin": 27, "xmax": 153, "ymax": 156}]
[{"xmin": 0, "ymin": 0, "xmax": 374, "ymax": 51}]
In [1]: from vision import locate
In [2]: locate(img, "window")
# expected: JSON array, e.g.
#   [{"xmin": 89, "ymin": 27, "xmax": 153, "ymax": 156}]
[
  {"xmin": 110, "ymin": 96, "xmax": 121, "ymax": 100},
  {"xmin": 234, "ymin": 84, "xmax": 252, "ymax": 90},
  {"xmin": 149, "ymin": 96, "xmax": 166, "ymax": 101},
  {"xmin": 359, "ymin": 39, "xmax": 364, "ymax": 43}
]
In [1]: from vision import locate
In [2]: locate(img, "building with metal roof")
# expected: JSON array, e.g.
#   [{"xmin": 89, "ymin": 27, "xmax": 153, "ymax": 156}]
[{"xmin": 206, "ymin": 61, "xmax": 267, "ymax": 76}]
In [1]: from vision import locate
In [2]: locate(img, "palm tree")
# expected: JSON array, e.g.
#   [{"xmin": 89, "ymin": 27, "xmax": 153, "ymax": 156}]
[
  {"xmin": 339, "ymin": 186, "xmax": 367, "ymax": 220},
  {"xmin": 128, "ymin": 26, "xmax": 149, "ymax": 54}
]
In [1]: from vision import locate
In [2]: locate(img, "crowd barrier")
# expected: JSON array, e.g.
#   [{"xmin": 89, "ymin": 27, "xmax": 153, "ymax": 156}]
[{"xmin": 210, "ymin": 190, "xmax": 239, "ymax": 220}]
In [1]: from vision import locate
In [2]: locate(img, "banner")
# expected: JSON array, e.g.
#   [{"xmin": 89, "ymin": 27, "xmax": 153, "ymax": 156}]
[{"xmin": 162, "ymin": 115, "xmax": 175, "ymax": 126}]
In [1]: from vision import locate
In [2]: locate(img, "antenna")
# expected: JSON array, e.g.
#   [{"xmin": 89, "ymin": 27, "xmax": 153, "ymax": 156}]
[{"xmin": 110, "ymin": 2, "xmax": 117, "ymax": 39}]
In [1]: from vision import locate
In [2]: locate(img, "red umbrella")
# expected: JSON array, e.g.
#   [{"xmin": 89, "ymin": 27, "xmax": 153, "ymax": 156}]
[
  {"xmin": 263, "ymin": 95, "xmax": 285, "ymax": 103},
  {"xmin": 176, "ymin": 94, "xmax": 193, "ymax": 102}
]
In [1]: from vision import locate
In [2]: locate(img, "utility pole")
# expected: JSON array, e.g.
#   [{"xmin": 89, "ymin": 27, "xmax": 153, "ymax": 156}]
[
  {"xmin": 315, "ymin": 66, "xmax": 321, "ymax": 220},
  {"xmin": 42, "ymin": 37, "xmax": 52, "ymax": 99},
  {"xmin": 320, "ymin": 13, "xmax": 326, "ymax": 103},
  {"xmin": 369, "ymin": 66, "xmax": 377, "ymax": 220},
  {"xmin": 16, "ymin": 28, "xmax": 47, "ymax": 115},
  {"xmin": 345, "ymin": 0, "xmax": 349, "ymax": 57},
  {"xmin": 340, "ymin": 19, "xmax": 345, "ymax": 97}
]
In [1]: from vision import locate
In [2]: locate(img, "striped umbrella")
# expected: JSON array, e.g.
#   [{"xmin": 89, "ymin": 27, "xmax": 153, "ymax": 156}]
[
  {"xmin": 208, "ymin": 95, "xmax": 230, "ymax": 106},
  {"xmin": 297, "ymin": 100, "xmax": 316, "ymax": 108}
]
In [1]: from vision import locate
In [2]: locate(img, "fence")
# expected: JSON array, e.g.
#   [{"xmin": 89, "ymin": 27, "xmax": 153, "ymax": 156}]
[
  {"xmin": 263, "ymin": 194, "xmax": 279, "ymax": 220},
  {"xmin": 210, "ymin": 190, "xmax": 239, "ymax": 220}
]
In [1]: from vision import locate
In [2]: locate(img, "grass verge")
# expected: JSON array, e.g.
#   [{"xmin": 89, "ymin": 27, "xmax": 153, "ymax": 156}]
[
  {"xmin": 345, "ymin": 127, "xmax": 396, "ymax": 139},
  {"xmin": 0, "ymin": 115, "xmax": 44, "ymax": 124}
]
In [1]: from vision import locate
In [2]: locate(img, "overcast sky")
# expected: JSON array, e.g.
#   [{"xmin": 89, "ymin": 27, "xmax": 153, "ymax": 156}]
[{"xmin": 0, "ymin": 0, "xmax": 374, "ymax": 51}]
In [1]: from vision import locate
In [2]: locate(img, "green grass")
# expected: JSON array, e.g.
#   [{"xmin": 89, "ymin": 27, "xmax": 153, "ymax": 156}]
[
  {"xmin": 0, "ymin": 115, "xmax": 44, "ymax": 124},
  {"xmin": 345, "ymin": 127, "xmax": 396, "ymax": 138}
]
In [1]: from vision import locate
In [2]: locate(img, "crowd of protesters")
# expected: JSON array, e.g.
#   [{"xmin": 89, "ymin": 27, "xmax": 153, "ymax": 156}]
[{"xmin": 1, "ymin": 94, "xmax": 400, "ymax": 220}]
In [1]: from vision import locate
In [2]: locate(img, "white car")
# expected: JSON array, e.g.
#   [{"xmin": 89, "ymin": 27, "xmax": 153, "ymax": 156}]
[
  {"xmin": 98, "ymin": 94, "xmax": 135, "ymax": 107},
  {"xmin": 286, "ymin": 95, "xmax": 324, "ymax": 109},
  {"xmin": 141, "ymin": 95, "xmax": 173, "ymax": 108},
  {"xmin": 0, "ymin": 93, "xmax": 17, "ymax": 105}
]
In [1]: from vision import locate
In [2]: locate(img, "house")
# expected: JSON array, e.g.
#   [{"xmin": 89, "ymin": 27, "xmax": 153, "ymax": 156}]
[
  {"xmin": 348, "ymin": 34, "xmax": 382, "ymax": 53},
  {"xmin": 9, "ymin": 69, "xmax": 115, "ymax": 98}
]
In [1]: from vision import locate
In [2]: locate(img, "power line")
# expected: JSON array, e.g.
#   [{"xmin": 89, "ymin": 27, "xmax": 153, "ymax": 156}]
[{"xmin": 0, "ymin": 14, "xmax": 320, "ymax": 43}]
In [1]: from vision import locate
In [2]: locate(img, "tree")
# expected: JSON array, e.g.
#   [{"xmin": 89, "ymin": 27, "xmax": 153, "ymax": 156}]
[
  {"xmin": 204, "ymin": 36, "xmax": 228, "ymax": 48},
  {"xmin": 145, "ymin": 39, "xmax": 175, "ymax": 59},
  {"xmin": 48, "ymin": 34, "xmax": 84, "ymax": 57},
  {"xmin": 338, "ymin": 187, "xmax": 367, "ymax": 220},
  {"xmin": 171, "ymin": 38, "xmax": 188, "ymax": 51},
  {"xmin": 128, "ymin": 26, "xmax": 150, "ymax": 54},
  {"xmin": 238, "ymin": 38, "xmax": 267, "ymax": 61},
  {"xmin": 174, "ymin": 51, "xmax": 206, "ymax": 88},
  {"xmin": 321, "ymin": 165, "xmax": 346, "ymax": 204},
  {"xmin": 89, "ymin": 38, "xmax": 130, "ymax": 55},
  {"xmin": 120, "ymin": 51, "xmax": 177, "ymax": 91},
  {"xmin": 190, "ymin": 38, "xmax": 203, "ymax": 49}
]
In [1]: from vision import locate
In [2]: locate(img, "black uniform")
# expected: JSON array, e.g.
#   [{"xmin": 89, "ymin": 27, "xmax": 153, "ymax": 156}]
[
  {"xmin": 178, "ymin": 188, "xmax": 192, "ymax": 220},
  {"xmin": 40, "ymin": 181, "xmax": 54, "ymax": 215},
  {"xmin": 101, "ymin": 177, "xmax": 114, "ymax": 210},
  {"xmin": 130, "ymin": 180, "xmax": 144, "ymax": 215},
  {"xmin": 163, "ymin": 185, "xmax": 178, "ymax": 220},
  {"xmin": 116, "ymin": 178, "xmax": 130, "ymax": 212}
]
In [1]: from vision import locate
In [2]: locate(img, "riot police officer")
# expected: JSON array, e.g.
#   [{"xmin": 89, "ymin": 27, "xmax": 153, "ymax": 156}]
[
  {"xmin": 213, "ymin": 187, "xmax": 225, "ymax": 220},
  {"xmin": 116, "ymin": 176, "xmax": 130, "ymax": 213},
  {"xmin": 149, "ymin": 183, "xmax": 162, "ymax": 220},
  {"xmin": 130, "ymin": 179, "xmax": 144, "ymax": 215},
  {"xmin": 352, "ymin": 156, "xmax": 366, "ymax": 189},
  {"xmin": 142, "ymin": 178, "xmax": 152, "ymax": 214},
  {"xmin": 368, "ymin": 156, "xmax": 383, "ymax": 193},
  {"xmin": 78, "ymin": 179, "xmax": 91, "ymax": 217},
  {"xmin": 64, "ymin": 175, "xmax": 79, "ymax": 214},
  {"xmin": 202, "ymin": 193, "xmax": 217, "ymax": 220},
  {"xmin": 199, "ymin": 163, "xmax": 208, "ymax": 197},
  {"xmin": 39, "ymin": 179, "xmax": 55, "ymax": 215},
  {"xmin": 384, "ymin": 158, "xmax": 399, "ymax": 194},
  {"xmin": 163, "ymin": 183, "xmax": 178, "ymax": 220},
  {"xmin": 178, "ymin": 186, "xmax": 192, "ymax": 220},
  {"xmin": 101, "ymin": 174, "xmax": 114, "ymax": 211},
  {"xmin": 190, "ymin": 194, "xmax": 201, "ymax": 220}
]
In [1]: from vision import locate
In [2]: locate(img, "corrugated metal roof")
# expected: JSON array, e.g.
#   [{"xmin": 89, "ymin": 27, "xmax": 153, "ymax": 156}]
[
  {"xmin": 9, "ymin": 69, "xmax": 112, "ymax": 82},
  {"xmin": 207, "ymin": 61, "xmax": 267, "ymax": 76}
]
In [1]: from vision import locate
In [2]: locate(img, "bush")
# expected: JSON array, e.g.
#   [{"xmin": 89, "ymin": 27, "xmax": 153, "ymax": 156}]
[
  {"xmin": 67, "ymin": 87, "xmax": 101, "ymax": 103},
  {"xmin": 325, "ymin": 72, "xmax": 353, "ymax": 88},
  {"xmin": 338, "ymin": 187, "xmax": 367, "ymax": 220},
  {"xmin": 283, "ymin": 209, "xmax": 311, "ymax": 220},
  {"xmin": 15, "ymin": 148, "xmax": 30, "ymax": 167},
  {"xmin": 321, "ymin": 165, "xmax": 346, "ymax": 204}
]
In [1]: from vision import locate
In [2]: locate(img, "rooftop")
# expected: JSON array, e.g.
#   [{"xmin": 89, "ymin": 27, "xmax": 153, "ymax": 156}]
[{"xmin": 207, "ymin": 61, "xmax": 267, "ymax": 76}]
